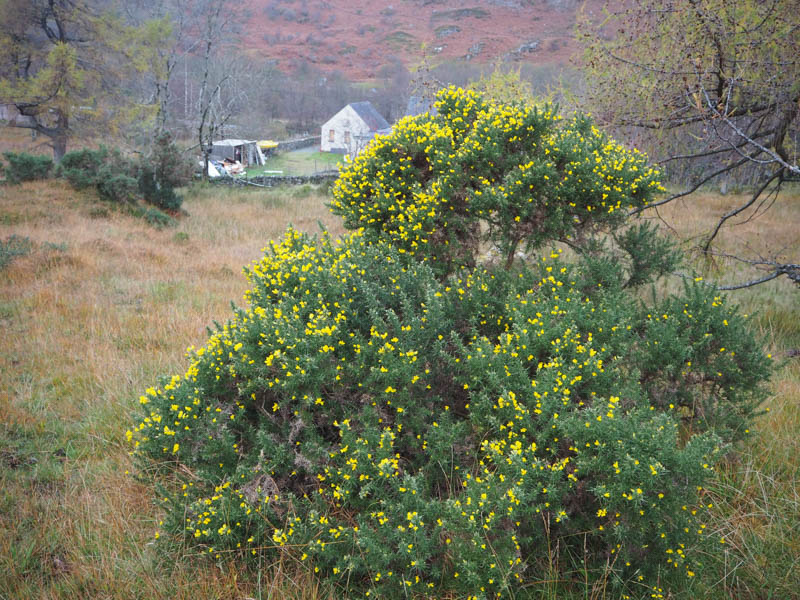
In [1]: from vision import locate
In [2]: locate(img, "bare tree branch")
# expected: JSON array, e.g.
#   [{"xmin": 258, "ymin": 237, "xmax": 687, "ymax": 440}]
[
  {"xmin": 629, "ymin": 151, "xmax": 761, "ymax": 215},
  {"xmin": 702, "ymin": 168, "xmax": 783, "ymax": 253}
]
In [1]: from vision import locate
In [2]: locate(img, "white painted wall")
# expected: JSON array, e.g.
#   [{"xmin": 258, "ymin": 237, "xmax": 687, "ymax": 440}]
[{"xmin": 320, "ymin": 105, "xmax": 372, "ymax": 153}]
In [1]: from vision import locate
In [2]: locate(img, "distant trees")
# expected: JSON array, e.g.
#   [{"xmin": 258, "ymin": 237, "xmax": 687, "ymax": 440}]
[
  {"xmin": 374, "ymin": 58, "xmax": 411, "ymax": 122},
  {"xmin": 0, "ymin": 0, "xmax": 413, "ymax": 160},
  {"xmin": 578, "ymin": 0, "xmax": 799, "ymax": 289}
]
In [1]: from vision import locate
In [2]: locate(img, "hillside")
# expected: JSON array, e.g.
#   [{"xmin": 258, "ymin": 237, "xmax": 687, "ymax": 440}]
[{"xmin": 242, "ymin": 0, "xmax": 604, "ymax": 79}]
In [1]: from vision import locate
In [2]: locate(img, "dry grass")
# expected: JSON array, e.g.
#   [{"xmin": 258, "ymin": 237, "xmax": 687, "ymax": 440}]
[
  {"xmin": 0, "ymin": 181, "xmax": 340, "ymax": 599},
  {"xmin": 647, "ymin": 188, "xmax": 799, "ymax": 314},
  {"xmin": 0, "ymin": 179, "xmax": 797, "ymax": 599},
  {"xmin": 0, "ymin": 127, "xmax": 55, "ymax": 157}
]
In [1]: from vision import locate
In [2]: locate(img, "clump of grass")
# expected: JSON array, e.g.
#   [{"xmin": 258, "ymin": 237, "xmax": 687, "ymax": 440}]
[{"xmin": 0, "ymin": 234, "xmax": 33, "ymax": 269}]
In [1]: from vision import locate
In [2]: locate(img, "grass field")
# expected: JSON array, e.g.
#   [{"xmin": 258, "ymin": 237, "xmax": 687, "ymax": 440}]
[
  {"xmin": 0, "ymin": 181, "xmax": 797, "ymax": 599},
  {"xmin": 245, "ymin": 149, "xmax": 344, "ymax": 177}
]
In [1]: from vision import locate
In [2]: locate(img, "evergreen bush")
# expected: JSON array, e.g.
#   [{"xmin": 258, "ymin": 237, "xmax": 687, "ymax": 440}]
[
  {"xmin": 57, "ymin": 147, "xmax": 109, "ymax": 189},
  {"xmin": 2, "ymin": 152, "xmax": 53, "ymax": 184},
  {"xmin": 141, "ymin": 206, "xmax": 177, "ymax": 228},
  {"xmin": 130, "ymin": 88, "xmax": 771, "ymax": 599},
  {"xmin": 58, "ymin": 136, "xmax": 189, "ymax": 212},
  {"xmin": 137, "ymin": 132, "xmax": 191, "ymax": 212},
  {"xmin": 96, "ymin": 172, "xmax": 138, "ymax": 204},
  {"xmin": 58, "ymin": 146, "xmax": 139, "ymax": 205}
]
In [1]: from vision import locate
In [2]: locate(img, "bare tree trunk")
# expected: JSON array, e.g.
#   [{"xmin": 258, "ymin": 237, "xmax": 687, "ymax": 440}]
[
  {"xmin": 196, "ymin": 2, "xmax": 224, "ymax": 181},
  {"xmin": 52, "ymin": 134, "xmax": 68, "ymax": 162}
]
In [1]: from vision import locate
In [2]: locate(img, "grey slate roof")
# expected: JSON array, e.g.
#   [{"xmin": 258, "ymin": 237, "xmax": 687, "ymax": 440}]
[
  {"xmin": 348, "ymin": 101, "xmax": 390, "ymax": 132},
  {"xmin": 405, "ymin": 96, "xmax": 437, "ymax": 117}
]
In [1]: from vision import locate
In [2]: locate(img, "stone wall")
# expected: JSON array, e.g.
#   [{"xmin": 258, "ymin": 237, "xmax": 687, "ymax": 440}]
[
  {"xmin": 276, "ymin": 136, "xmax": 320, "ymax": 152},
  {"xmin": 211, "ymin": 170, "xmax": 338, "ymax": 188}
]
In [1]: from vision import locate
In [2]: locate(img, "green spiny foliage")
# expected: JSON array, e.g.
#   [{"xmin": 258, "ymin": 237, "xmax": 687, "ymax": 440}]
[
  {"xmin": 330, "ymin": 86, "xmax": 663, "ymax": 276},
  {"xmin": 57, "ymin": 147, "xmax": 110, "ymax": 189},
  {"xmin": 141, "ymin": 206, "xmax": 177, "ymax": 228},
  {"xmin": 131, "ymin": 88, "xmax": 771, "ymax": 599},
  {"xmin": 58, "ymin": 146, "xmax": 138, "ymax": 203},
  {"xmin": 58, "ymin": 137, "xmax": 187, "ymax": 211},
  {"xmin": 97, "ymin": 173, "xmax": 138, "ymax": 204},
  {"xmin": 1, "ymin": 152, "xmax": 53, "ymax": 184}
]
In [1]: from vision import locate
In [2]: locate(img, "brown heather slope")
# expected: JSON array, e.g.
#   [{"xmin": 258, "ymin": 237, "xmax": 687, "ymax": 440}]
[{"xmin": 241, "ymin": 0, "xmax": 605, "ymax": 79}]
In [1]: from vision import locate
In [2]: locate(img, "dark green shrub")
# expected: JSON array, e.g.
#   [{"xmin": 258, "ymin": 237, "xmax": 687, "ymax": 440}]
[
  {"xmin": 131, "ymin": 88, "xmax": 771, "ymax": 599},
  {"xmin": 141, "ymin": 206, "xmax": 176, "ymax": 228},
  {"xmin": 58, "ymin": 146, "xmax": 139, "ymax": 206},
  {"xmin": 137, "ymin": 163, "xmax": 181, "ymax": 211},
  {"xmin": 137, "ymin": 132, "xmax": 191, "ymax": 212},
  {"xmin": 2, "ymin": 152, "xmax": 53, "ymax": 184},
  {"xmin": 57, "ymin": 147, "xmax": 109, "ymax": 189},
  {"xmin": 97, "ymin": 173, "xmax": 138, "ymax": 204}
]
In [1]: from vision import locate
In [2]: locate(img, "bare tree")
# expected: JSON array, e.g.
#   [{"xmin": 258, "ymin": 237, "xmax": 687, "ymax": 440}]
[{"xmin": 191, "ymin": 0, "xmax": 247, "ymax": 179}]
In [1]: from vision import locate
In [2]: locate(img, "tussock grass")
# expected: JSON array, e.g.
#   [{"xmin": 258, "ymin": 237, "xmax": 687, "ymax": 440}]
[{"xmin": 0, "ymin": 179, "xmax": 796, "ymax": 599}]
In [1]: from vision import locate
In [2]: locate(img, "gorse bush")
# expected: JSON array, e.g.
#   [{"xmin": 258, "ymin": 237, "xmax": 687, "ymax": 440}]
[
  {"xmin": 58, "ymin": 146, "xmax": 138, "ymax": 203},
  {"xmin": 330, "ymin": 87, "xmax": 663, "ymax": 276},
  {"xmin": 130, "ymin": 88, "xmax": 770, "ymax": 599},
  {"xmin": 2, "ymin": 152, "xmax": 53, "ymax": 184},
  {"xmin": 141, "ymin": 206, "xmax": 177, "ymax": 228},
  {"xmin": 98, "ymin": 173, "xmax": 138, "ymax": 204}
]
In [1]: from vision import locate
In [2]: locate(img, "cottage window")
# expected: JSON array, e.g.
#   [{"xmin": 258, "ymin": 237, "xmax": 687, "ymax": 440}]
[
  {"xmin": 329, "ymin": 129, "xmax": 335, "ymax": 142},
  {"xmin": 344, "ymin": 131, "xmax": 351, "ymax": 144}
]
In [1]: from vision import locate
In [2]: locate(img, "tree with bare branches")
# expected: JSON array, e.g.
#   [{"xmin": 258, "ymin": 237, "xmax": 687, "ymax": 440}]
[
  {"xmin": 578, "ymin": 0, "xmax": 799, "ymax": 289},
  {"xmin": 194, "ymin": 0, "xmax": 248, "ymax": 180}
]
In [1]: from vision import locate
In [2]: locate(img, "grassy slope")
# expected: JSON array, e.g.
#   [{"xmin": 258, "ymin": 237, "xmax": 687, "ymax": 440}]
[{"xmin": 0, "ymin": 181, "xmax": 797, "ymax": 599}]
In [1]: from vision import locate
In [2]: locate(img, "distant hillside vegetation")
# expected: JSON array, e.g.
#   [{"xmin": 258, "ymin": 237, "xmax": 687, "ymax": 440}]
[{"xmin": 243, "ymin": 0, "xmax": 603, "ymax": 79}]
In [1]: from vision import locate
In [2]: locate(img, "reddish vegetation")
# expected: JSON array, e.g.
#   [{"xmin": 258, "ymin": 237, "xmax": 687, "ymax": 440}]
[{"xmin": 242, "ymin": 0, "xmax": 604, "ymax": 79}]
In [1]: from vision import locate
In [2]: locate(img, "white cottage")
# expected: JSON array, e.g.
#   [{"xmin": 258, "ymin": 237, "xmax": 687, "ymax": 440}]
[{"xmin": 320, "ymin": 102, "xmax": 391, "ymax": 155}]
